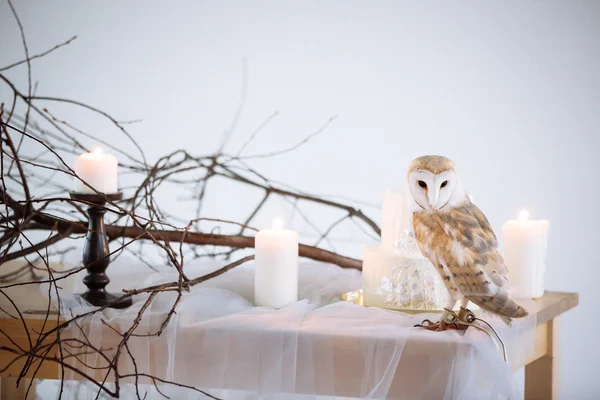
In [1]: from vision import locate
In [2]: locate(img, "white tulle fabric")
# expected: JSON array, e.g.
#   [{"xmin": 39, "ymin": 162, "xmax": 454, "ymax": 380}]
[{"xmin": 41, "ymin": 254, "xmax": 536, "ymax": 400}]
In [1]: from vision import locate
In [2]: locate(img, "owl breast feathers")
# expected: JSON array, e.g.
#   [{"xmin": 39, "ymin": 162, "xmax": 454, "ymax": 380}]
[{"xmin": 413, "ymin": 200, "xmax": 528, "ymax": 319}]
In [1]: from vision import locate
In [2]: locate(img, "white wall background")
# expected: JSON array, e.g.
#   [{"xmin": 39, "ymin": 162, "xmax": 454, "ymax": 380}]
[{"xmin": 2, "ymin": 1, "xmax": 599, "ymax": 398}]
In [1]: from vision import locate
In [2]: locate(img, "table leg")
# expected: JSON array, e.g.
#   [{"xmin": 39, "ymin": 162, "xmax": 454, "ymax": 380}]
[
  {"xmin": 525, "ymin": 317, "xmax": 560, "ymax": 400},
  {"xmin": 0, "ymin": 377, "xmax": 36, "ymax": 400}
]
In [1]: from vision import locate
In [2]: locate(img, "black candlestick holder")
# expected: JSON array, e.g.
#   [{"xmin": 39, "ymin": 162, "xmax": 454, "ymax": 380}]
[{"xmin": 70, "ymin": 192, "xmax": 132, "ymax": 309}]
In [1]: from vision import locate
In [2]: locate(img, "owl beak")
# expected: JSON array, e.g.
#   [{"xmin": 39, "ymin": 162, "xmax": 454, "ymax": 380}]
[{"xmin": 428, "ymin": 188, "xmax": 439, "ymax": 210}]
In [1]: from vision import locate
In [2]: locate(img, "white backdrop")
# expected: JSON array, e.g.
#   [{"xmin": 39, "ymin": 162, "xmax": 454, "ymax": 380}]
[{"xmin": 1, "ymin": 1, "xmax": 599, "ymax": 398}]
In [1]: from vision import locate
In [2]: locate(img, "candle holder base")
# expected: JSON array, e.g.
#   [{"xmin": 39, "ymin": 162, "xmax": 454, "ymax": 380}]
[
  {"xmin": 79, "ymin": 290, "xmax": 133, "ymax": 309},
  {"xmin": 70, "ymin": 192, "xmax": 132, "ymax": 310}
]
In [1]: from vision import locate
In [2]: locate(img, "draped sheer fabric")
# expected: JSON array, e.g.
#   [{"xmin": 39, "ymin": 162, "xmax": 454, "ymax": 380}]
[{"xmin": 40, "ymin": 254, "xmax": 535, "ymax": 399}]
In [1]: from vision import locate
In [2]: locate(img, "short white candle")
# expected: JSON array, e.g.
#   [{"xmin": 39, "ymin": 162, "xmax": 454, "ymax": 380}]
[
  {"xmin": 74, "ymin": 147, "xmax": 118, "ymax": 194},
  {"xmin": 254, "ymin": 218, "xmax": 299, "ymax": 308},
  {"xmin": 502, "ymin": 210, "xmax": 550, "ymax": 299}
]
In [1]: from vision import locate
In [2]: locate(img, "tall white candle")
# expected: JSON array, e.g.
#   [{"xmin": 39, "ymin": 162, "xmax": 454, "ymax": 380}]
[
  {"xmin": 502, "ymin": 210, "xmax": 550, "ymax": 299},
  {"xmin": 380, "ymin": 188, "xmax": 410, "ymax": 252},
  {"xmin": 74, "ymin": 147, "xmax": 118, "ymax": 194},
  {"xmin": 254, "ymin": 218, "xmax": 299, "ymax": 308}
]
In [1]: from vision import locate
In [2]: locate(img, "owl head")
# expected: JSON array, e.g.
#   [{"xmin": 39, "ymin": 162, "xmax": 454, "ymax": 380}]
[{"xmin": 407, "ymin": 155, "xmax": 466, "ymax": 211}]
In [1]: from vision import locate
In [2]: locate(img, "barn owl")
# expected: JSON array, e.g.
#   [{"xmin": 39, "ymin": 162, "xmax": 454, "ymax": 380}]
[{"xmin": 407, "ymin": 155, "xmax": 528, "ymax": 331}]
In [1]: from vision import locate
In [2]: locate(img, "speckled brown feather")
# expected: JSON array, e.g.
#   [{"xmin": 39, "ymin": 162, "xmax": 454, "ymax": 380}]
[{"xmin": 413, "ymin": 199, "xmax": 528, "ymax": 319}]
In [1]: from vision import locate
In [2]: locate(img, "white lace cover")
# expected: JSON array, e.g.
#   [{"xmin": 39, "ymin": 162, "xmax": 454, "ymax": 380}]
[{"xmin": 40, "ymin": 253, "xmax": 536, "ymax": 399}]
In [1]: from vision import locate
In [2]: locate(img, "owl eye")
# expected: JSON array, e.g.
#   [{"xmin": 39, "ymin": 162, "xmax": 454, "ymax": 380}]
[
  {"xmin": 418, "ymin": 180, "xmax": 427, "ymax": 188},
  {"xmin": 441, "ymin": 181, "xmax": 448, "ymax": 188}
]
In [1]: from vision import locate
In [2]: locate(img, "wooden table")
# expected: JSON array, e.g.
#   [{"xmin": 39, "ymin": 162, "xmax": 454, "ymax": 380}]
[{"xmin": 0, "ymin": 266, "xmax": 578, "ymax": 400}]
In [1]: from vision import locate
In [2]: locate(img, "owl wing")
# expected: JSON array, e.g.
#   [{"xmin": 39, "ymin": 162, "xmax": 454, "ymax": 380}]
[
  {"xmin": 459, "ymin": 202, "xmax": 510, "ymax": 286},
  {"xmin": 413, "ymin": 202, "xmax": 526, "ymax": 319},
  {"xmin": 436, "ymin": 201, "xmax": 509, "ymax": 295}
]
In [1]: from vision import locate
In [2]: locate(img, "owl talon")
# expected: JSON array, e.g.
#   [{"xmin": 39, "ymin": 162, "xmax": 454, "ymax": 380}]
[
  {"xmin": 414, "ymin": 319, "xmax": 434, "ymax": 328},
  {"xmin": 415, "ymin": 320, "xmax": 440, "ymax": 330},
  {"xmin": 415, "ymin": 320, "xmax": 466, "ymax": 331},
  {"xmin": 415, "ymin": 310, "xmax": 470, "ymax": 332}
]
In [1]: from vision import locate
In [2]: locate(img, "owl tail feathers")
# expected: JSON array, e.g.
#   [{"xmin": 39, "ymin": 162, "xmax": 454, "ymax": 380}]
[
  {"xmin": 513, "ymin": 305, "xmax": 529, "ymax": 318},
  {"xmin": 467, "ymin": 292, "xmax": 529, "ymax": 326},
  {"xmin": 499, "ymin": 306, "xmax": 528, "ymax": 327}
]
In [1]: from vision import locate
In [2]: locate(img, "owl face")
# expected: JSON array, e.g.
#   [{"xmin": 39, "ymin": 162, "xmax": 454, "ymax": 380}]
[
  {"xmin": 407, "ymin": 156, "xmax": 463, "ymax": 211},
  {"xmin": 408, "ymin": 169, "xmax": 458, "ymax": 211}
]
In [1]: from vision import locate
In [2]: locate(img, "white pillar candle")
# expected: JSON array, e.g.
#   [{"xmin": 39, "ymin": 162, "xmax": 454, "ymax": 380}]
[
  {"xmin": 502, "ymin": 210, "xmax": 550, "ymax": 299},
  {"xmin": 380, "ymin": 188, "xmax": 410, "ymax": 252},
  {"xmin": 254, "ymin": 218, "xmax": 299, "ymax": 308},
  {"xmin": 74, "ymin": 147, "xmax": 118, "ymax": 194}
]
